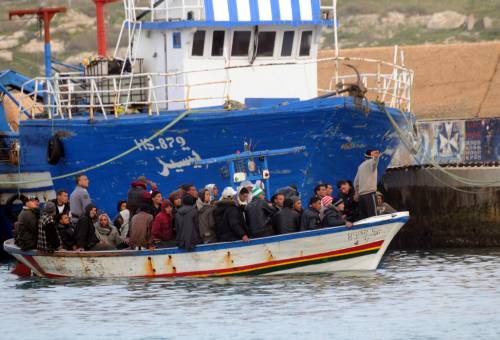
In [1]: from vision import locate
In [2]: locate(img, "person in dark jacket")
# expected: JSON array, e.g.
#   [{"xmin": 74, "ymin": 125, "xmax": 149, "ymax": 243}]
[
  {"xmin": 197, "ymin": 189, "xmax": 216, "ymax": 243},
  {"xmin": 152, "ymin": 200, "xmax": 176, "ymax": 247},
  {"xmin": 271, "ymin": 193, "xmax": 285, "ymax": 211},
  {"xmin": 75, "ymin": 203, "xmax": 102, "ymax": 251},
  {"xmin": 301, "ymin": 196, "xmax": 322, "ymax": 230},
  {"xmin": 127, "ymin": 176, "xmax": 158, "ymax": 216},
  {"xmin": 175, "ymin": 195, "xmax": 201, "ymax": 251},
  {"xmin": 56, "ymin": 213, "xmax": 76, "ymax": 250},
  {"xmin": 15, "ymin": 196, "xmax": 40, "ymax": 251},
  {"xmin": 322, "ymin": 200, "xmax": 346, "ymax": 228},
  {"xmin": 214, "ymin": 187, "xmax": 249, "ymax": 242},
  {"xmin": 245, "ymin": 186, "xmax": 277, "ymax": 238},
  {"xmin": 38, "ymin": 201, "xmax": 62, "ymax": 252},
  {"xmin": 337, "ymin": 180, "xmax": 360, "ymax": 222},
  {"xmin": 273, "ymin": 198, "xmax": 301, "ymax": 234},
  {"xmin": 51, "ymin": 189, "xmax": 70, "ymax": 222}
]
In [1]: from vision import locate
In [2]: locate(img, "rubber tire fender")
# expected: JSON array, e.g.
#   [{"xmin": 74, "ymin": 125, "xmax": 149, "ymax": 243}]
[
  {"xmin": 5, "ymin": 193, "xmax": 27, "ymax": 222},
  {"xmin": 47, "ymin": 135, "xmax": 64, "ymax": 165}
]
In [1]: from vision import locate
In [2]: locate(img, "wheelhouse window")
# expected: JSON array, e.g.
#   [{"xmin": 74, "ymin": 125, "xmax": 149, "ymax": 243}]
[
  {"xmin": 281, "ymin": 31, "xmax": 295, "ymax": 57},
  {"xmin": 231, "ymin": 31, "xmax": 251, "ymax": 56},
  {"xmin": 299, "ymin": 31, "xmax": 313, "ymax": 56},
  {"xmin": 256, "ymin": 31, "xmax": 276, "ymax": 57},
  {"xmin": 191, "ymin": 30, "xmax": 206, "ymax": 56},
  {"xmin": 211, "ymin": 30, "xmax": 225, "ymax": 56}
]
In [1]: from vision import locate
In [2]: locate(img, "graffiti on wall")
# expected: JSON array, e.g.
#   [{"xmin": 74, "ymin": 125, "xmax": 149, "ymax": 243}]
[{"xmin": 389, "ymin": 117, "xmax": 500, "ymax": 167}]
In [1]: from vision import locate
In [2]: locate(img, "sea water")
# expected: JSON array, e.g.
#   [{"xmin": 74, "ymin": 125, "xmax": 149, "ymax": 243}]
[{"xmin": 0, "ymin": 249, "xmax": 499, "ymax": 340}]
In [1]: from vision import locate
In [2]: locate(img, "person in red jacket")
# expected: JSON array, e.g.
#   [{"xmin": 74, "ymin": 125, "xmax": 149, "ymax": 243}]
[{"xmin": 152, "ymin": 200, "xmax": 176, "ymax": 248}]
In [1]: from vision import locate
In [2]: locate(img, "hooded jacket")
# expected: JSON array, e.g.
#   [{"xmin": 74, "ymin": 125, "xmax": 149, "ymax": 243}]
[
  {"xmin": 127, "ymin": 181, "xmax": 147, "ymax": 216},
  {"xmin": 129, "ymin": 208, "xmax": 154, "ymax": 249},
  {"xmin": 300, "ymin": 208, "xmax": 322, "ymax": 231},
  {"xmin": 94, "ymin": 214, "xmax": 122, "ymax": 249},
  {"xmin": 175, "ymin": 203, "xmax": 201, "ymax": 251},
  {"xmin": 15, "ymin": 207, "xmax": 40, "ymax": 251},
  {"xmin": 75, "ymin": 203, "xmax": 100, "ymax": 250},
  {"xmin": 56, "ymin": 221, "xmax": 76, "ymax": 250},
  {"xmin": 322, "ymin": 206, "xmax": 345, "ymax": 227},
  {"xmin": 214, "ymin": 199, "xmax": 247, "ymax": 242},
  {"xmin": 114, "ymin": 209, "xmax": 130, "ymax": 238},
  {"xmin": 152, "ymin": 201, "xmax": 174, "ymax": 241},
  {"xmin": 273, "ymin": 207, "xmax": 300, "ymax": 234},
  {"xmin": 245, "ymin": 197, "xmax": 276, "ymax": 237},
  {"xmin": 196, "ymin": 198, "xmax": 216, "ymax": 243}
]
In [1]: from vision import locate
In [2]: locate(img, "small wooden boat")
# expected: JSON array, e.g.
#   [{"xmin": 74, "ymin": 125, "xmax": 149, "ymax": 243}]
[{"xmin": 4, "ymin": 212, "xmax": 409, "ymax": 278}]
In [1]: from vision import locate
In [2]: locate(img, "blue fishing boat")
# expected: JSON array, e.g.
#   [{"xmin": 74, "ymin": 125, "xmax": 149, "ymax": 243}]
[{"xmin": 0, "ymin": 0, "xmax": 414, "ymax": 245}]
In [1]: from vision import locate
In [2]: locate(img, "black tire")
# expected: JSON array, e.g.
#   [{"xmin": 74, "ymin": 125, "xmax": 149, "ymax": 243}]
[
  {"xmin": 47, "ymin": 135, "xmax": 64, "ymax": 165},
  {"xmin": 5, "ymin": 193, "xmax": 27, "ymax": 222}
]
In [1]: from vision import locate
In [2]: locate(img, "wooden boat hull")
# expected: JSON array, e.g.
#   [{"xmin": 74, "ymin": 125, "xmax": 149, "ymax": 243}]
[{"xmin": 4, "ymin": 212, "xmax": 409, "ymax": 278}]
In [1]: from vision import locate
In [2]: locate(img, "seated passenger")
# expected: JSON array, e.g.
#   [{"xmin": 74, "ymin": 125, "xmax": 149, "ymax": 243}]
[
  {"xmin": 197, "ymin": 189, "xmax": 216, "ymax": 243},
  {"xmin": 15, "ymin": 196, "xmax": 40, "ymax": 251},
  {"xmin": 205, "ymin": 184, "xmax": 219, "ymax": 203},
  {"xmin": 376, "ymin": 192, "xmax": 397, "ymax": 215},
  {"xmin": 175, "ymin": 195, "xmax": 201, "ymax": 251},
  {"xmin": 214, "ymin": 187, "xmax": 249, "ymax": 242},
  {"xmin": 75, "ymin": 204, "xmax": 104, "ymax": 251},
  {"xmin": 301, "ymin": 196, "xmax": 322, "ymax": 230},
  {"xmin": 56, "ymin": 213, "xmax": 76, "ymax": 250},
  {"xmin": 129, "ymin": 204, "xmax": 154, "ymax": 250},
  {"xmin": 292, "ymin": 196, "xmax": 303, "ymax": 217},
  {"xmin": 321, "ymin": 196, "xmax": 345, "ymax": 227},
  {"xmin": 152, "ymin": 200, "xmax": 176, "ymax": 247},
  {"xmin": 37, "ymin": 202, "xmax": 63, "ymax": 252},
  {"xmin": 151, "ymin": 191, "xmax": 163, "ymax": 217},
  {"xmin": 236, "ymin": 187, "xmax": 250, "ymax": 211},
  {"xmin": 337, "ymin": 180, "xmax": 360, "ymax": 222},
  {"xmin": 271, "ymin": 193, "xmax": 285, "ymax": 211},
  {"xmin": 273, "ymin": 198, "xmax": 300, "ymax": 234},
  {"xmin": 245, "ymin": 186, "xmax": 277, "ymax": 238},
  {"xmin": 94, "ymin": 213, "xmax": 123, "ymax": 249},
  {"xmin": 113, "ymin": 201, "xmax": 130, "ymax": 239}
]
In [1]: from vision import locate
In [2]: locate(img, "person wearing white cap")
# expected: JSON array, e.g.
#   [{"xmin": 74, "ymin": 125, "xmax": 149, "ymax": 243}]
[
  {"xmin": 213, "ymin": 187, "xmax": 249, "ymax": 242},
  {"xmin": 244, "ymin": 186, "xmax": 277, "ymax": 238}
]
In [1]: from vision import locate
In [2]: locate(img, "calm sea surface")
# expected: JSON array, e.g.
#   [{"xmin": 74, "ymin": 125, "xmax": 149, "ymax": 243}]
[{"xmin": 0, "ymin": 249, "xmax": 499, "ymax": 340}]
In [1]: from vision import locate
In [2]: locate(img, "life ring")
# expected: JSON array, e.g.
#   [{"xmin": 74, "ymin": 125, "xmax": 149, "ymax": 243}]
[
  {"xmin": 47, "ymin": 135, "xmax": 64, "ymax": 165},
  {"xmin": 5, "ymin": 193, "xmax": 27, "ymax": 222}
]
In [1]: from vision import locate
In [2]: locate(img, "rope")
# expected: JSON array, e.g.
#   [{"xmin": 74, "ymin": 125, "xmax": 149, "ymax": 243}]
[
  {"xmin": 381, "ymin": 103, "xmax": 500, "ymax": 190},
  {"xmin": 0, "ymin": 109, "xmax": 193, "ymax": 186}
]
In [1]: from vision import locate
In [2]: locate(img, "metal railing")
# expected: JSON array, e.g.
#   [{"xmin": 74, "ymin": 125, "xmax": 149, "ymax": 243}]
[
  {"xmin": 124, "ymin": 0, "xmax": 205, "ymax": 22},
  {"xmin": 17, "ymin": 56, "xmax": 413, "ymax": 119}
]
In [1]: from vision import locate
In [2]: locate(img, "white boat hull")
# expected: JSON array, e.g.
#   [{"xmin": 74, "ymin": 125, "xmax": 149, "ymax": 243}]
[{"xmin": 4, "ymin": 212, "xmax": 409, "ymax": 278}]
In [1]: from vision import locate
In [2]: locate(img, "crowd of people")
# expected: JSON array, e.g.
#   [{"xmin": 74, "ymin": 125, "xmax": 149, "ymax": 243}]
[{"xmin": 14, "ymin": 149, "xmax": 396, "ymax": 253}]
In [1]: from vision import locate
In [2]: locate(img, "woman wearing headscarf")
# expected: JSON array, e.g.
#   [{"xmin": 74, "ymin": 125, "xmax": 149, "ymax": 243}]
[
  {"xmin": 204, "ymin": 184, "xmax": 219, "ymax": 203},
  {"xmin": 94, "ymin": 213, "xmax": 123, "ymax": 249},
  {"xmin": 197, "ymin": 189, "xmax": 216, "ymax": 243}
]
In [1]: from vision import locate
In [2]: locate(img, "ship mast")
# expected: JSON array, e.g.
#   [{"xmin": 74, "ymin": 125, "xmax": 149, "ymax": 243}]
[
  {"xmin": 93, "ymin": 0, "xmax": 120, "ymax": 57},
  {"xmin": 8, "ymin": 7, "xmax": 66, "ymax": 79}
]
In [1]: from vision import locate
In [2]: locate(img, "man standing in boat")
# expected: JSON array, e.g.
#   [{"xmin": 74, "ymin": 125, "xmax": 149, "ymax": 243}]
[
  {"xmin": 354, "ymin": 149, "xmax": 381, "ymax": 219},
  {"xmin": 70, "ymin": 174, "xmax": 92, "ymax": 224}
]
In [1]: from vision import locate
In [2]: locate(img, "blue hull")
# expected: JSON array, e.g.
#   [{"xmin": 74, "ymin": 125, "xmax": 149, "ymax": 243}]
[{"xmin": 5, "ymin": 96, "xmax": 405, "ymax": 220}]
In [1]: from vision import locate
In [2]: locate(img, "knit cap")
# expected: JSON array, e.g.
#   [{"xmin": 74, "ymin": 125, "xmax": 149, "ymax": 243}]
[
  {"xmin": 252, "ymin": 186, "xmax": 264, "ymax": 198},
  {"xmin": 321, "ymin": 195, "xmax": 333, "ymax": 207},
  {"xmin": 221, "ymin": 187, "xmax": 237, "ymax": 199}
]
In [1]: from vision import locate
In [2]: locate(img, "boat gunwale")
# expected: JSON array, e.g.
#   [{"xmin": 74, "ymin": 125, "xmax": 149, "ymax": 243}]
[{"xmin": 4, "ymin": 212, "xmax": 409, "ymax": 258}]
